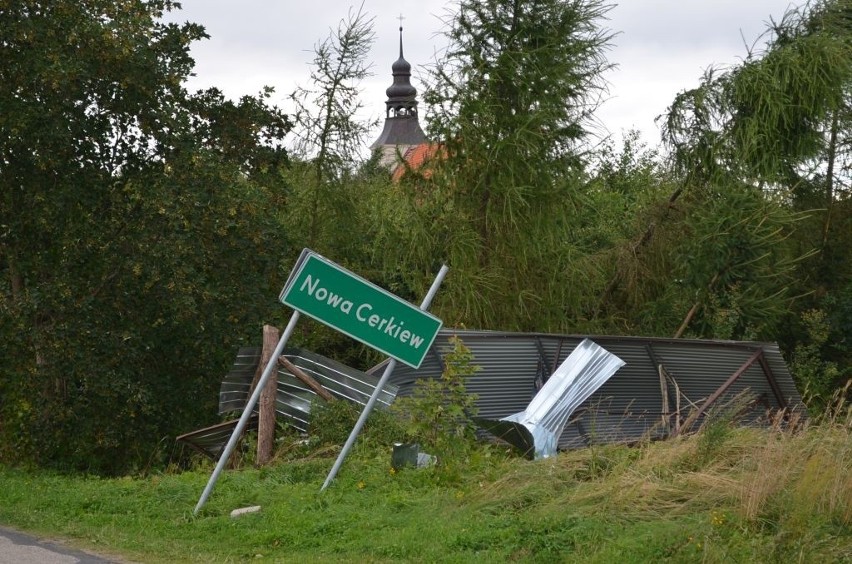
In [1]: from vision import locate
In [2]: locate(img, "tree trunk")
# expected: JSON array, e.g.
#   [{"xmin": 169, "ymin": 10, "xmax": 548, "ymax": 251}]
[
  {"xmin": 822, "ymin": 109, "xmax": 839, "ymax": 248},
  {"xmin": 8, "ymin": 254, "xmax": 24, "ymax": 301}
]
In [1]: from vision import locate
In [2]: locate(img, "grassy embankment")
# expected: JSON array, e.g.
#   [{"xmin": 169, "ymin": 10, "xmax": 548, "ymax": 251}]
[{"xmin": 1, "ymin": 406, "xmax": 850, "ymax": 563}]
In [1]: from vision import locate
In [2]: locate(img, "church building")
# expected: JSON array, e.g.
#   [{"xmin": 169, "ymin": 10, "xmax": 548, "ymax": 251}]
[{"xmin": 370, "ymin": 26, "xmax": 429, "ymax": 171}]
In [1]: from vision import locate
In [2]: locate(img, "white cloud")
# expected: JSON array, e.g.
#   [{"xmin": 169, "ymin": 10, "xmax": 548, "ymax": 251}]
[{"xmin": 166, "ymin": 0, "xmax": 800, "ymax": 148}]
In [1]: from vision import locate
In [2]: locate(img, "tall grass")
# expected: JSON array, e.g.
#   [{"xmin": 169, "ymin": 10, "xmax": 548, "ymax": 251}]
[{"xmin": 0, "ymin": 391, "xmax": 849, "ymax": 562}]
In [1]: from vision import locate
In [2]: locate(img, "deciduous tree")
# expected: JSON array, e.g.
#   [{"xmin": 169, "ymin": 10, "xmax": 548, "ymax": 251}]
[{"xmin": 0, "ymin": 0, "xmax": 292, "ymax": 473}]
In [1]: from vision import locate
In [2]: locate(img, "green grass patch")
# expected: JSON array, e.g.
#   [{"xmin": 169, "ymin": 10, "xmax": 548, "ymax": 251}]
[{"xmin": 1, "ymin": 415, "xmax": 850, "ymax": 563}]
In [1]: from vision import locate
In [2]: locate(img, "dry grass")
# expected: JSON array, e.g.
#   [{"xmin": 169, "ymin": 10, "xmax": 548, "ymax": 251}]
[
  {"xmin": 739, "ymin": 430, "xmax": 799, "ymax": 520},
  {"xmin": 465, "ymin": 387, "xmax": 851, "ymax": 541}
]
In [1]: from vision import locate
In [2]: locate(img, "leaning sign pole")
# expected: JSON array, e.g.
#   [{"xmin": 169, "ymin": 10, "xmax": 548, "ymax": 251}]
[
  {"xmin": 193, "ymin": 250, "xmax": 445, "ymax": 513},
  {"xmin": 318, "ymin": 263, "xmax": 448, "ymax": 491},
  {"xmin": 193, "ymin": 310, "xmax": 301, "ymax": 515}
]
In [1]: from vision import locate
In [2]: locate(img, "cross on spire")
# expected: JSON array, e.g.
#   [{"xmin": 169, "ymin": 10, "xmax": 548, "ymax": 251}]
[{"xmin": 397, "ymin": 14, "xmax": 405, "ymax": 58}]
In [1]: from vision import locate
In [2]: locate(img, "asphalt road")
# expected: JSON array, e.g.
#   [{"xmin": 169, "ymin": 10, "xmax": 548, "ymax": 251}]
[{"xmin": 0, "ymin": 526, "xmax": 120, "ymax": 564}]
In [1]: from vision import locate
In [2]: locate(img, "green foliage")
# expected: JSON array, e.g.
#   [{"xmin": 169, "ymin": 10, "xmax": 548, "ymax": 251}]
[
  {"xmin": 596, "ymin": 181, "xmax": 808, "ymax": 340},
  {"xmin": 606, "ymin": 1, "xmax": 852, "ymax": 395},
  {"xmin": 0, "ymin": 417, "xmax": 849, "ymax": 563},
  {"xmin": 695, "ymin": 412, "xmax": 737, "ymax": 466},
  {"xmin": 288, "ymin": 5, "xmax": 375, "ymax": 178},
  {"xmin": 663, "ymin": 0, "xmax": 852, "ymax": 189},
  {"xmin": 188, "ymin": 86, "xmax": 291, "ymax": 178},
  {"xmin": 661, "ymin": 4, "xmax": 851, "ymax": 282},
  {"xmin": 392, "ymin": 336, "xmax": 480, "ymax": 457},
  {"xmin": 306, "ymin": 398, "xmax": 403, "ymax": 451},
  {"xmin": 791, "ymin": 309, "xmax": 843, "ymax": 410},
  {"xmin": 583, "ymin": 133, "xmax": 681, "ymax": 330},
  {"xmin": 369, "ymin": 0, "xmax": 614, "ymax": 332},
  {"xmin": 0, "ymin": 0, "xmax": 292, "ymax": 474},
  {"xmin": 307, "ymin": 399, "xmax": 362, "ymax": 447},
  {"xmin": 4, "ymin": 0, "xmax": 850, "ymax": 478},
  {"xmin": 283, "ymin": 5, "xmax": 377, "ymax": 253},
  {"xmin": 426, "ymin": 0, "xmax": 612, "ymax": 163},
  {"xmin": 677, "ymin": 189, "xmax": 808, "ymax": 340}
]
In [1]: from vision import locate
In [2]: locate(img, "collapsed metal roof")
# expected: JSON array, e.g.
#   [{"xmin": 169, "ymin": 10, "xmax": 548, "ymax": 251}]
[
  {"xmin": 220, "ymin": 347, "xmax": 398, "ymax": 434},
  {"xmin": 379, "ymin": 329, "xmax": 806, "ymax": 450}
]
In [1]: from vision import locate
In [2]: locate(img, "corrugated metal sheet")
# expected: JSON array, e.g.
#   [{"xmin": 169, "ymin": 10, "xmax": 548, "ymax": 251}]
[
  {"xmin": 382, "ymin": 330, "xmax": 806, "ymax": 451},
  {"xmin": 176, "ymin": 416, "xmax": 259, "ymax": 461},
  {"xmin": 477, "ymin": 339, "xmax": 625, "ymax": 459},
  {"xmin": 219, "ymin": 347, "xmax": 399, "ymax": 434}
]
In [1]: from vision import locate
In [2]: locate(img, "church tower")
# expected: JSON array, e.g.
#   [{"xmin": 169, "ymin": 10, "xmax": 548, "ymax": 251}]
[{"xmin": 370, "ymin": 25, "xmax": 427, "ymax": 167}]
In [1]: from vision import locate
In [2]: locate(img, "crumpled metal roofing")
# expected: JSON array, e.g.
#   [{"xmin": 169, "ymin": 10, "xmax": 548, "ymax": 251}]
[
  {"xmin": 477, "ymin": 339, "xmax": 625, "ymax": 459},
  {"xmin": 379, "ymin": 329, "xmax": 806, "ymax": 449},
  {"xmin": 220, "ymin": 347, "xmax": 398, "ymax": 433}
]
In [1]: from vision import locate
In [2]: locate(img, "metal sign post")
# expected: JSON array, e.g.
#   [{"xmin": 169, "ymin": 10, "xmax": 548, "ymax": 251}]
[
  {"xmin": 192, "ymin": 249, "xmax": 447, "ymax": 512},
  {"xmin": 321, "ymin": 264, "xmax": 449, "ymax": 491},
  {"xmin": 193, "ymin": 310, "xmax": 301, "ymax": 515}
]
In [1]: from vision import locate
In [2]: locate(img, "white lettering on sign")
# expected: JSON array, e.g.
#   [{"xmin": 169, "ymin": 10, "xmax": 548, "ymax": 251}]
[
  {"xmin": 300, "ymin": 274, "xmax": 354, "ymax": 314},
  {"xmin": 301, "ymin": 275, "xmax": 426, "ymax": 350}
]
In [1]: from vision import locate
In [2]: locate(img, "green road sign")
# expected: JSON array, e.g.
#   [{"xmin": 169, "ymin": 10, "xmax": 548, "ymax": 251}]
[{"xmin": 280, "ymin": 251, "xmax": 442, "ymax": 369}]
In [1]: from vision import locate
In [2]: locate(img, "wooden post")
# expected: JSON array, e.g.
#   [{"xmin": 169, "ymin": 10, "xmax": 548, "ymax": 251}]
[{"xmin": 257, "ymin": 325, "xmax": 279, "ymax": 466}]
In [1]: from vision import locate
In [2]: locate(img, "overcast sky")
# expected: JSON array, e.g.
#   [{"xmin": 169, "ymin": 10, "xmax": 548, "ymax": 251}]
[{"xmin": 164, "ymin": 0, "xmax": 799, "ymax": 149}]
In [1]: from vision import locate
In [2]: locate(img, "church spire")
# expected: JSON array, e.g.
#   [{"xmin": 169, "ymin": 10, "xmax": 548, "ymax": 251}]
[
  {"xmin": 370, "ymin": 22, "xmax": 427, "ymax": 161},
  {"xmin": 384, "ymin": 25, "xmax": 418, "ymax": 117}
]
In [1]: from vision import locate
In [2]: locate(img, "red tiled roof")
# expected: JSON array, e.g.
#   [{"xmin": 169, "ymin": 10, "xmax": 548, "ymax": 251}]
[{"xmin": 391, "ymin": 142, "xmax": 444, "ymax": 182}]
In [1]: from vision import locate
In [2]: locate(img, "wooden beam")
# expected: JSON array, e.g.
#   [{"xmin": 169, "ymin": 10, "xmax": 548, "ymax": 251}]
[
  {"xmin": 757, "ymin": 353, "xmax": 788, "ymax": 409},
  {"xmin": 674, "ymin": 348, "xmax": 763, "ymax": 437},
  {"xmin": 278, "ymin": 356, "xmax": 335, "ymax": 402}
]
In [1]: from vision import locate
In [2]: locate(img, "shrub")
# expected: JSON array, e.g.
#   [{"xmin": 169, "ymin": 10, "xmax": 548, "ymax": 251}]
[
  {"xmin": 392, "ymin": 336, "xmax": 480, "ymax": 459},
  {"xmin": 307, "ymin": 398, "xmax": 404, "ymax": 452}
]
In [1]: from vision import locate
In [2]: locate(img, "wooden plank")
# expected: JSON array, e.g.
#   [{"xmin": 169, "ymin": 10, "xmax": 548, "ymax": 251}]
[{"xmin": 278, "ymin": 356, "xmax": 335, "ymax": 402}]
